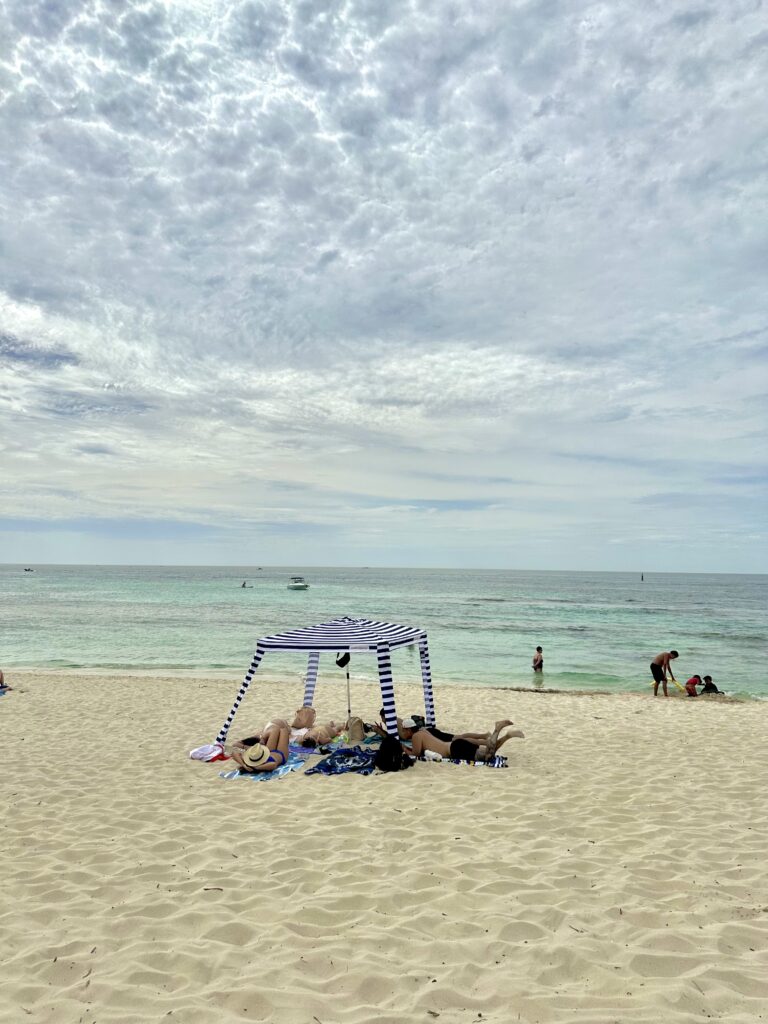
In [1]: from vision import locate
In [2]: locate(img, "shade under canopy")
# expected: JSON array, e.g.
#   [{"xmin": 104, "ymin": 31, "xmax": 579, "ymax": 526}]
[{"xmin": 214, "ymin": 616, "xmax": 435, "ymax": 743}]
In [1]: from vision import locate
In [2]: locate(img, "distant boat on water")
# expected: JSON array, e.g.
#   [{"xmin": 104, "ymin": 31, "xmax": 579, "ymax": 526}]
[
  {"xmin": 287, "ymin": 575, "xmax": 309, "ymax": 590},
  {"xmin": 24, "ymin": 568, "xmax": 34, "ymax": 572}
]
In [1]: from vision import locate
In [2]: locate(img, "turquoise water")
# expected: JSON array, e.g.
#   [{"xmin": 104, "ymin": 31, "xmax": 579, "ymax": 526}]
[{"xmin": 2, "ymin": 565, "xmax": 766, "ymax": 698}]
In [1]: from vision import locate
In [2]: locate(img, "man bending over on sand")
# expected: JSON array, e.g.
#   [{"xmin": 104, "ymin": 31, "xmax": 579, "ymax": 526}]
[
  {"xmin": 401, "ymin": 720, "xmax": 524, "ymax": 762},
  {"xmin": 650, "ymin": 650, "xmax": 679, "ymax": 697}
]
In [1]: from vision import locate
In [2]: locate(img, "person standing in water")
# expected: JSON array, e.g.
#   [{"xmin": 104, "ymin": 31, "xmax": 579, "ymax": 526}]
[
  {"xmin": 650, "ymin": 650, "xmax": 679, "ymax": 697},
  {"xmin": 532, "ymin": 646, "xmax": 544, "ymax": 673}
]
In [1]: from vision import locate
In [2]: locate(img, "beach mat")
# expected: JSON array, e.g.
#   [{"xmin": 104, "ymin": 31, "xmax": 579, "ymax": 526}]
[{"xmin": 219, "ymin": 754, "xmax": 306, "ymax": 781}]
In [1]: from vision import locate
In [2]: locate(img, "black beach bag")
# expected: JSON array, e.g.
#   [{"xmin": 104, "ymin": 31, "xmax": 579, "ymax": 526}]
[{"xmin": 374, "ymin": 733, "xmax": 414, "ymax": 773}]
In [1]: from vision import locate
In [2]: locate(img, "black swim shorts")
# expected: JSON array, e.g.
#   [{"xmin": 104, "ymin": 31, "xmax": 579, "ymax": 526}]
[
  {"xmin": 650, "ymin": 662, "xmax": 665, "ymax": 683},
  {"xmin": 427, "ymin": 727, "xmax": 454, "ymax": 742},
  {"xmin": 449, "ymin": 738, "xmax": 480, "ymax": 761}
]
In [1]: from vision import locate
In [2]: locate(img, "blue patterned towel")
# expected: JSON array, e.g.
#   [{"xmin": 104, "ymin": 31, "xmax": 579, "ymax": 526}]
[
  {"xmin": 219, "ymin": 753, "xmax": 305, "ymax": 781},
  {"xmin": 304, "ymin": 746, "xmax": 378, "ymax": 776}
]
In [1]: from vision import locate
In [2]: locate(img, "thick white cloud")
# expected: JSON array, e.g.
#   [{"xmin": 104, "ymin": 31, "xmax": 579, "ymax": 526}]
[{"xmin": 0, "ymin": 0, "xmax": 766, "ymax": 568}]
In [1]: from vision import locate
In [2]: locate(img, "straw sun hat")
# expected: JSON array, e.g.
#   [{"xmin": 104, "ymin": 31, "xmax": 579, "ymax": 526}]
[{"xmin": 241, "ymin": 743, "xmax": 271, "ymax": 769}]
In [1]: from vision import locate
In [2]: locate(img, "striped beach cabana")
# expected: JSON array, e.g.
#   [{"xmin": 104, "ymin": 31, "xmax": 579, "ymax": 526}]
[{"xmin": 215, "ymin": 616, "xmax": 435, "ymax": 743}]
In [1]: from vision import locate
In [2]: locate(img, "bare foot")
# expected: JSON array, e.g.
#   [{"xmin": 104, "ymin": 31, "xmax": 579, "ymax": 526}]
[
  {"xmin": 495, "ymin": 726, "xmax": 525, "ymax": 748},
  {"xmin": 487, "ymin": 720, "xmax": 513, "ymax": 756}
]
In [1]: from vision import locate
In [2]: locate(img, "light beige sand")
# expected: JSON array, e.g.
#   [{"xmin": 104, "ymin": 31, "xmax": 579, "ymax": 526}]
[{"xmin": 2, "ymin": 671, "xmax": 768, "ymax": 1024}]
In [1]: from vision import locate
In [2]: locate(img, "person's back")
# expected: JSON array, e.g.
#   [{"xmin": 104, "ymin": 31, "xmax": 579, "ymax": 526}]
[{"xmin": 650, "ymin": 650, "xmax": 679, "ymax": 697}]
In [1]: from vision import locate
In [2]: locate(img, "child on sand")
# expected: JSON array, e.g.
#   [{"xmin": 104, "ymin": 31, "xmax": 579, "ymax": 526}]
[{"xmin": 685, "ymin": 675, "xmax": 702, "ymax": 697}]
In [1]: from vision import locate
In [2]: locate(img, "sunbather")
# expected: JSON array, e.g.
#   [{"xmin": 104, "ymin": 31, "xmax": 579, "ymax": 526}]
[
  {"xmin": 298, "ymin": 721, "xmax": 345, "ymax": 747},
  {"xmin": 404, "ymin": 720, "xmax": 524, "ymax": 762},
  {"xmin": 230, "ymin": 708, "xmax": 341, "ymax": 751},
  {"xmin": 400, "ymin": 717, "xmax": 516, "ymax": 750},
  {"xmin": 230, "ymin": 721, "xmax": 290, "ymax": 773}
]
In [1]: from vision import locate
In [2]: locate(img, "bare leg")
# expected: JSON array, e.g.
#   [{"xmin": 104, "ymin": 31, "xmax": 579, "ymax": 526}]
[
  {"xmin": 253, "ymin": 726, "xmax": 291, "ymax": 772},
  {"xmin": 485, "ymin": 719, "xmax": 515, "ymax": 757},
  {"xmin": 480, "ymin": 727, "xmax": 525, "ymax": 760},
  {"xmin": 272, "ymin": 726, "xmax": 290, "ymax": 760},
  {"xmin": 653, "ymin": 681, "xmax": 659, "ymax": 697},
  {"xmin": 662, "ymin": 680, "xmax": 669, "ymax": 698},
  {"xmin": 261, "ymin": 724, "xmax": 288, "ymax": 751}
]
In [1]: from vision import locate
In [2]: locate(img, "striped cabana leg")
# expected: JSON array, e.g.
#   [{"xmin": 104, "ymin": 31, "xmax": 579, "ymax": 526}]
[
  {"xmin": 302, "ymin": 650, "xmax": 320, "ymax": 707},
  {"xmin": 377, "ymin": 642, "xmax": 398, "ymax": 737},
  {"xmin": 418, "ymin": 633, "xmax": 436, "ymax": 726},
  {"xmin": 215, "ymin": 646, "xmax": 265, "ymax": 744}
]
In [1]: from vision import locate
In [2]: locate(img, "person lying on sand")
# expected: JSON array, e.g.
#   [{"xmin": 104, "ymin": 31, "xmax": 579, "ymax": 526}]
[
  {"xmin": 402, "ymin": 720, "xmax": 525, "ymax": 762},
  {"xmin": 231, "ymin": 709, "xmax": 342, "ymax": 750},
  {"xmin": 400, "ymin": 717, "xmax": 512, "ymax": 747},
  {"xmin": 298, "ymin": 721, "xmax": 345, "ymax": 748},
  {"xmin": 230, "ymin": 721, "xmax": 290, "ymax": 773}
]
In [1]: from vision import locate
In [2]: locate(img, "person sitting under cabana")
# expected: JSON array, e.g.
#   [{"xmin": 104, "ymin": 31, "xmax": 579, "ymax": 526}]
[{"xmin": 401, "ymin": 719, "xmax": 524, "ymax": 762}]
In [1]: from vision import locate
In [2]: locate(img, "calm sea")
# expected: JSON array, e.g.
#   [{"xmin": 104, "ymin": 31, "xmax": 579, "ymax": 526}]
[{"xmin": 2, "ymin": 565, "xmax": 766, "ymax": 698}]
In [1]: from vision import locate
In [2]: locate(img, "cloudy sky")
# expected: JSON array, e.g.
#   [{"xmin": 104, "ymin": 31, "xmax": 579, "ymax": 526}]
[{"xmin": 1, "ymin": 0, "xmax": 766, "ymax": 571}]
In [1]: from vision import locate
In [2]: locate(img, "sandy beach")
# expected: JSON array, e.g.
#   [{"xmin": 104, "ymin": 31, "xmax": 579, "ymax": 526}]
[{"xmin": 2, "ymin": 670, "xmax": 767, "ymax": 1024}]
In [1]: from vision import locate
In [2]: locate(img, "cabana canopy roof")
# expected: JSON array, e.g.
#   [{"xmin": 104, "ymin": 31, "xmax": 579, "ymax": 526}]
[{"xmin": 257, "ymin": 616, "xmax": 423, "ymax": 652}]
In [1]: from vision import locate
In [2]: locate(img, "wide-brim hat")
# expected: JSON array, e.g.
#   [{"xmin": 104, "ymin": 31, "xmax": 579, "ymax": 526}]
[{"xmin": 241, "ymin": 743, "xmax": 270, "ymax": 769}]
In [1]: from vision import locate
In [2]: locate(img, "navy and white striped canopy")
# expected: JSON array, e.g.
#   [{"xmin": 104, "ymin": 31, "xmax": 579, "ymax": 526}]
[{"xmin": 257, "ymin": 616, "xmax": 423, "ymax": 652}]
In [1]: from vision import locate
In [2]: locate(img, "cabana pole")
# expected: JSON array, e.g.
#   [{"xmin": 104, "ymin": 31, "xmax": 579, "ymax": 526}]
[
  {"xmin": 377, "ymin": 642, "xmax": 398, "ymax": 737},
  {"xmin": 418, "ymin": 632, "xmax": 436, "ymax": 726},
  {"xmin": 302, "ymin": 650, "xmax": 320, "ymax": 707},
  {"xmin": 215, "ymin": 645, "xmax": 266, "ymax": 744}
]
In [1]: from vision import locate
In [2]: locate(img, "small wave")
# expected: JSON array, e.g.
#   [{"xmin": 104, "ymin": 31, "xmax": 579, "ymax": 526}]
[{"xmin": 695, "ymin": 631, "xmax": 767, "ymax": 643}]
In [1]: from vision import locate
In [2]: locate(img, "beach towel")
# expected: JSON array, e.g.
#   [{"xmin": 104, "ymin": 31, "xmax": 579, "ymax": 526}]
[
  {"xmin": 418, "ymin": 753, "xmax": 508, "ymax": 768},
  {"xmin": 304, "ymin": 746, "xmax": 378, "ymax": 777},
  {"xmin": 219, "ymin": 753, "xmax": 305, "ymax": 781},
  {"xmin": 288, "ymin": 734, "xmax": 382, "ymax": 759}
]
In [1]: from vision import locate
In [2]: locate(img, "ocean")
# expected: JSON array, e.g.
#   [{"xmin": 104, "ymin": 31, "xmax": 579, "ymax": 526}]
[{"xmin": 2, "ymin": 565, "xmax": 766, "ymax": 698}]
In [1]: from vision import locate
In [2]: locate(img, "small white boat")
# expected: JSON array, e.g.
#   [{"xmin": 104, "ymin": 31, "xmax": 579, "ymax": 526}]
[{"xmin": 287, "ymin": 575, "xmax": 310, "ymax": 590}]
